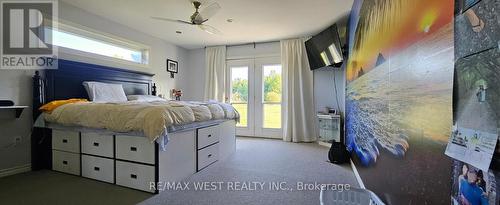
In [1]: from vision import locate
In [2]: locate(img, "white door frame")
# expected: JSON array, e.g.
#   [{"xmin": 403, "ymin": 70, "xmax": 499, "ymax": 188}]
[
  {"xmin": 254, "ymin": 57, "xmax": 282, "ymax": 139},
  {"xmin": 227, "ymin": 57, "xmax": 283, "ymax": 139},
  {"xmin": 227, "ymin": 59, "xmax": 255, "ymax": 137}
]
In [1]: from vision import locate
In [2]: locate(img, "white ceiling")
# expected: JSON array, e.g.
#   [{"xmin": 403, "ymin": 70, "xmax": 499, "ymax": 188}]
[{"xmin": 60, "ymin": 0, "xmax": 353, "ymax": 50}]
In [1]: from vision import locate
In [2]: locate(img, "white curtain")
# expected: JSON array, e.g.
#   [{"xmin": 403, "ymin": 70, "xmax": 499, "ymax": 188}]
[
  {"xmin": 281, "ymin": 38, "xmax": 317, "ymax": 142},
  {"xmin": 204, "ymin": 46, "xmax": 227, "ymax": 102}
]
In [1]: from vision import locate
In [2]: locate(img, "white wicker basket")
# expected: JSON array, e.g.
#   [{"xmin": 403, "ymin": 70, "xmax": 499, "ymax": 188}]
[{"xmin": 320, "ymin": 187, "xmax": 385, "ymax": 205}]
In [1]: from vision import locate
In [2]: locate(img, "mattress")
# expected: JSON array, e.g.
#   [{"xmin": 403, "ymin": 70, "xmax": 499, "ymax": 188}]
[
  {"xmin": 37, "ymin": 119, "xmax": 229, "ymax": 151},
  {"xmin": 42, "ymin": 119, "xmax": 227, "ymax": 137},
  {"xmin": 40, "ymin": 100, "xmax": 239, "ymax": 150}
]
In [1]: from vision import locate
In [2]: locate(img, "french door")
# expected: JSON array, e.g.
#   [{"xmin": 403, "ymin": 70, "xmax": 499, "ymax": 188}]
[{"xmin": 227, "ymin": 57, "xmax": 283, "ymax": 138}]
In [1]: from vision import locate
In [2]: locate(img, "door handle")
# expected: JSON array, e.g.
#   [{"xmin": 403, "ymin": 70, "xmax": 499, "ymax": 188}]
[
  {"xmin": 130, "ymin": 147, "xmax": 137, "ymax": 152},
  {"xmin": 94, "ymin": 167, "xmax": 100, "ymax": 171},
  {"xmin": 93, "ymin": 142, "xmax": 99, "ymax": 147},
  {"xmin": 62, "ymin": 139, "xmax": 68, "ymax": 143},
  {"xmin": 130, "ymin": 174, "xmax": 137, "ymax": 179}
]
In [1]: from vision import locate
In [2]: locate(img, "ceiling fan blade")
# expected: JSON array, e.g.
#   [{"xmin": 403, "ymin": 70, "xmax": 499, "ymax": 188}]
[
  {"xmin": 198, "ymin": 24, "xmax": 222, "ymax": 35},
  {"xmin": 198, "ymin": 2, "xmax": 221, "ymax": 21},
  {"xmin": 151, "ymin": 17, "xmax": 192, "ymax": 25}
]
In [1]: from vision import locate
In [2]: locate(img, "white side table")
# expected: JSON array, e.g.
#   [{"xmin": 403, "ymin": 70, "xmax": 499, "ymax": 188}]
[{"xmin": 317, "ymin": 114, "xmax": 341, "ymax": 145}]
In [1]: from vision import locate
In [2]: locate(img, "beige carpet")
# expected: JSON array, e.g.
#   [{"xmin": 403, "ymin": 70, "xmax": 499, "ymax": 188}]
[
  {"xmin": 0, "ymin": 137, "xmax": 357, "ymax": 205},
  {"xmin": 140, "ymin": 137, "xmax": 358, "ymax": 205}
]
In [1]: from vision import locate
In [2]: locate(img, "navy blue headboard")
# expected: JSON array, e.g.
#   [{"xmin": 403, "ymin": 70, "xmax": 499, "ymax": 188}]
[{"xmin": 33, "ymin": 59, "xmax": 154, "ymax": 117}]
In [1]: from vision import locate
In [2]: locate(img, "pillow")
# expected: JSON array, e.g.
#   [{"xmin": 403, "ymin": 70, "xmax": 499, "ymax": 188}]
[
  {"xmin": 207, "ymin": 104, "xmax": 225, "ymax": 119},
  {"xmin": 82, "ymin": 82, "xmax": 93, "ymax": 101},
  {"xmin": 82, "ymin": 81, "xmax": 128, "ymax": 103},
  {"xmin": 127, "ymin": 95, "xmax": 166, "ymax": 102}
]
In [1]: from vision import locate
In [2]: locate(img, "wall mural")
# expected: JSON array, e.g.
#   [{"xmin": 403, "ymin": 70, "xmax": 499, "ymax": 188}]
[
  {"xmin": 451, "ymin": 0, "xmax": 500, "ymax": 204},
  {"xmin": 345, "ymin": 0, "xmax": 455, "ymax": 203}
]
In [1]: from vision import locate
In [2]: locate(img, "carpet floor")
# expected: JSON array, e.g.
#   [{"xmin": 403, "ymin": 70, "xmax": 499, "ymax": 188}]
[
  {"xmin": 0, "ymin": 137, "xmax": 357, "ymax": 205},
  {"xmin": 140, "ymin": 137, "xmax": 358, "ymax": 205},
  {"xmin": 0, "ymin": 169, "xmax": 152, "ymax": 205}
]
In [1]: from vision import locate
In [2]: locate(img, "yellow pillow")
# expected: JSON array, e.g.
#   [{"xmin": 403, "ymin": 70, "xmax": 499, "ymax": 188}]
[{"xmin": 39, "ymin": 99, "xmax": 88, "ymax": 113}]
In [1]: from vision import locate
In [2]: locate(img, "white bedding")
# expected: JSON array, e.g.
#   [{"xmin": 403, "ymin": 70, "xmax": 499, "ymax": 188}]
[{"xmin": 43, "ymin": 100, "xmax": 239, "ymax": 147}]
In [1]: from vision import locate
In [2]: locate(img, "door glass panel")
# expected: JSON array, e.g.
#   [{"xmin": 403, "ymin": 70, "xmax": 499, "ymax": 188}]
[
  {"xmin": 263, "ymin": 104, "xmax": 281, "ymax": 128},
  {"xmin": 233, "ymin": 104, "xmax": 248, "ymax": 127},
  {"xmin": 230, "ymin": 66, "xmax": 249, "ymax": 127},
  {"xmin": 262, "ymin": 65, "xmax": 282, "ymax": 128}
]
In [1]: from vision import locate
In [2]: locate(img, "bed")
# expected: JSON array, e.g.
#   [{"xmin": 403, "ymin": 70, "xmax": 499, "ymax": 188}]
[{"xmin": 31, "ymin": 59, "xmax": 237, "ymax": 193}]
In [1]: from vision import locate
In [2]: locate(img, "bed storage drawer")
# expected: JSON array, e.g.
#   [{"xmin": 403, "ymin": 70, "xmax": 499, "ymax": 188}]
[
  {"xmin": 81, "ymin": 133, "xmax": 114, "ymax": 158},
  {"xmin": 115, "ymin": 136, "xmax": 155, "ymax": 164},
  {"xmin": 197, "ymin": 143, "xmax": 219, "ymax": 171},
  {"xmin": 116, "ymin": 161, "xmax": 155, "ymax": 193},
  {"xmin": 82, "ymin": 155, "xmax": 114, "ymax": 183},
  {"xmin": 52, "ymin": 130, "xmax": 80, "ymax": 153},
  {"xmin": 52, "ymin": 150, "xmax": 80, "ymax": 175},
  {"xmin": 197, "ymin": 125, "xmax": 220, "ymax": 149}
]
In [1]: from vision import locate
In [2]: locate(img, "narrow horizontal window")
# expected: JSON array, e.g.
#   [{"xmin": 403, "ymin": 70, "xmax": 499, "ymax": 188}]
[{"xmin": 45, "ymin": 24, "xmax": 149, "ymax": 65}]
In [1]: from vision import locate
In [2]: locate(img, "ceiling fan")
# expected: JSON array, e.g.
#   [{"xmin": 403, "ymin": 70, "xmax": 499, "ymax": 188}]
[{"xmin": 152, "ymin": 0, "xmax": 222, "ymax": 35}]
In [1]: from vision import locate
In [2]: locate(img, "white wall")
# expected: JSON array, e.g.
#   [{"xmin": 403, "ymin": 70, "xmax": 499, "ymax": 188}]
[
  {"xmin": 313, "ymin": 67, "xmax": 345, "ymax": 115},
  {"xmin": 0, "ymin": 70, "xmax": 34, "ymax": 171},
  {"xmin": 0, "ymin": 1, "xmax": 189, "ymax": 171}
]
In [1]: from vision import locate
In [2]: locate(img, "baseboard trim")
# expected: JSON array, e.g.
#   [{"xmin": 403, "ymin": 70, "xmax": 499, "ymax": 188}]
[
  {"xmin": 317, "ymin": 141, "xmax": 331, "ymax": 147},
  {"xmin": 350, "ymin": 160, "xmax": 365, "ymax": 189},
  {"xmin": 237, "ymin": 135, "xmax": 282, "ymax": 140},
  {"xmin": 0, "ymin": 164, "xmax": 31, "ymax": 178}
]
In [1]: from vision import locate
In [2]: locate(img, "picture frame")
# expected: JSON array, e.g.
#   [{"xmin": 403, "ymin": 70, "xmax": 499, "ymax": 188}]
[{"xmin": 167, "ymin": 59, "xmax": 178, "ymax": 73}]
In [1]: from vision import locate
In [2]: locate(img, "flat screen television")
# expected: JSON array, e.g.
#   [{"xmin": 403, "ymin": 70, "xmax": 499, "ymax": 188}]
[{"xmin": 305, "ymin": 24, "xmax": 345, "ymax": 70}]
